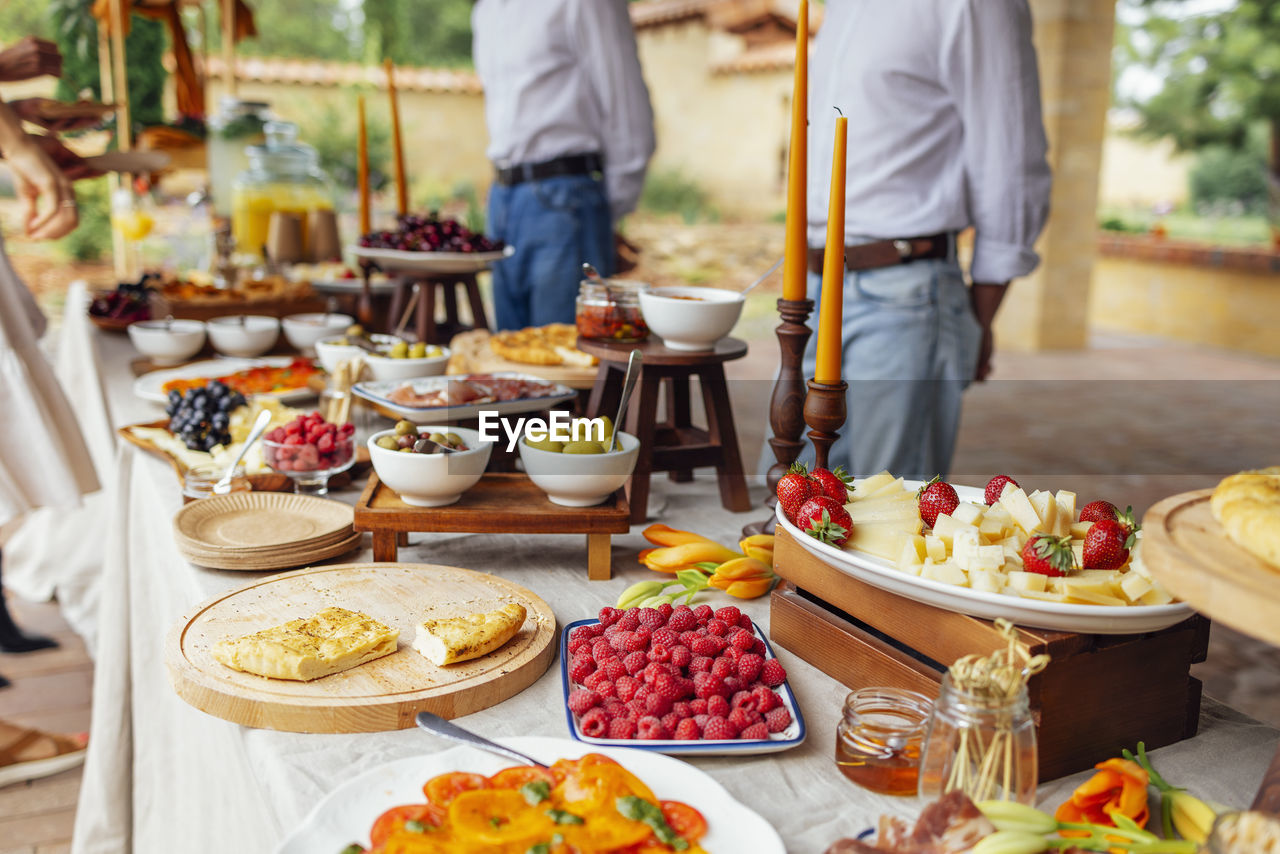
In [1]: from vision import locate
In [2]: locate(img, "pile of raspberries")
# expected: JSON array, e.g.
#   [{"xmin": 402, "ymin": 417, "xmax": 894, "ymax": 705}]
[{"xmin": 566, "ymin": 603, "xmax": 792, "ymax": 741}]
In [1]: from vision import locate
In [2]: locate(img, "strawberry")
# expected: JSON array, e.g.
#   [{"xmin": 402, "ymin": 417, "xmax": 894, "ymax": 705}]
[
  {"xmin": 775, "ymin": 462, "xmax": 818, "ymax": 523},
  {"xmin": 796, "ymin": 495, "xmax": 853, "ymax": 548},
  {"xmin": 1116, "ymin": 505, "xmax": 1139, "ymax": 538},
  {"xmin": 984, "ymin": 474, "xmax": 1019, "ymax": 506},
  {"xmin": 918, "ymin": 476, "xmax": 960, "ymax": 528},
  {"xmin": 1082, "ymin": 518, "xmax": 1135, "ymax": 569},
  {"xmin": 1079, "ymin": 500, "xmax": 1119, "ymax": 525},
  {"xmin": 1020, "ymin": 533, "xmax": 1077, "ymax": 577},
  {"xmin": 811, "ymin": 466, "xmax": 852, "ymax": 503},
  {"xmin": 760, "ymin": 659, "xmax": 787, "ymax": 687}
]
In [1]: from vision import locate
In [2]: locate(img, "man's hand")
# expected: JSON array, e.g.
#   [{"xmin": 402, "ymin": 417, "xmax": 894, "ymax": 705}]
[
  {"xmin": 0, "ymin": 37, "xmax": 62, "ymax": 83},
  {"xmin": 5, "ymin": 134, "xmax": 78, "ymax": 240},
  {"xmin": 969, "ymin": 282, "xmax": 1008, "ymax": 382},
  {"xmin": 614, "ymin": 231, "xmax": 640, "ymax": 274},
  {"xmin": 26, "ymin": 133, "xmax": 103, "ymax": 181}
]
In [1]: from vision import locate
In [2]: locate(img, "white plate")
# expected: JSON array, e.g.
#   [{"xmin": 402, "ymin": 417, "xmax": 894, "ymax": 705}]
[
  {"xmin": 349, "ymin": 244, "xmax": 514, "ymax": 274},
  {"xmin": 275, "ymin": 735, "xmax": 784, "ymax": 854},
  {"xmin": 353, "ymin": 373, "xmax": 578, "ymax": 422},
  {"xmin": 561, "ymin": 618, "xmax": 806, "ymax": 756},
  {"xmin": 778, "ymin": 480, "xmax": 1196, "ymax": 635},
  {"xmin": 133, "ymin": 357, "xmax": 319, "ymax": 405},
  {"xmin": 307, "ymin": 277, "xmax": 400, "ymax": 295}
]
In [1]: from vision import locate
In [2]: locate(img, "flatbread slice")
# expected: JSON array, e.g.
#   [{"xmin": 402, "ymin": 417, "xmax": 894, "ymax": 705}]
[
  {"xmin": 212, "ymin": 607, "xmax": 399, "ymax": 682},
  {"xmin": 413, "ymin": 603, "xmax": 527, "ymax": 666},
  {"xmin": 1210, "ymin": 466, "xmax": 1280, "ymax": 569}
]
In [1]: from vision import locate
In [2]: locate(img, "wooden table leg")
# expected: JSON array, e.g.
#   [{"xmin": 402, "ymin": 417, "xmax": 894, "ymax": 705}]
[
  {"xmin": 587, "ymin": 533, "xmax": 611, "ymax": 580},
  {"xmin": 416, "ymin": 279, "xmax": 440, "ymax": 344},
  {"xmin": 624, "ymin": 370, "xmax": 662, "ymax": 524},
  {"xmin": 396, "ymin": 532, "xmax": 409, "ymax": 547},
  {"xmin": 443, "ymin": 280, "xmax": 461, "ymax": 330},
  {"xmin": 587, "ymin": 363, "xmax": 621, "ymax": 422},
  {"xmin": 465, "ymin": 273, "xmax": 489, "ymax": 331},
  {"xmin": 372, "ymin": 531, "xmax": 399, "ymax": 562},
  {"xmin": 700, "ymin": 366, "xmax": 752, "ymax": 512},
  {"xmin": 666, "ymin": 375, "xmax": 694, "ymax": 483},
  {"xmin": 387, "ymin": 280, "xmax": 408, "ymax": 336}
]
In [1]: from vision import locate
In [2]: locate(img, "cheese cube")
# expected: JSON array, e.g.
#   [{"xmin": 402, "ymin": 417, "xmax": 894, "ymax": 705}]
[
  {"xmin": 952, "ymin": 502, "xmax": 984, "ymax": 526},
  {"xmin": 1017, "ymin": 589, "xmax": 1071, "ymax": 603},
  {"xmin": 952, "ymin": 529, "xmax": 982, "ymax": 570},
  {"xmin": 973, "ymin": 545, "xmax": 1005, "ymax": 571},
  {"xmin": 979, "ymin": 514, "xmax": 1008, "ymax": 542},
  {"xmin": 999, "ymin": 487, "xmax": 1042, "ymax": 534},
  {"xmin": 932, "ymin": 514, "xmax": 978, "ymax": 548},
  {"xmin": 850, "ymin": 471, "xmax": 895, "ymax": 498},
  {"xmin": 970, "ymin": 569, "xmax": 1004, "ymax": 594},
  {"xmin": 922, "ymin": 561, "xmax": 969, "ymax": 586},
  {"xmin": 897, "ymin": 536, "xmax": 926, "ymax": 572},
  {"xmin": 1119, "ymin": 572, "xmax": 1153, "ymax": 603},
  {"xmin": 1139, "ymin": 579, "xmax": 1175, "ymax": 606},
  {"xmin": 924, "ymin": 535, "xmax": 948, "ymax": 562},
  {"xmin": 1055, "ymin": 491, "xmax": 1077, "ymax": 527},
  {"xmin": 1071, "ymin": 540, "xmax": 1085, "ymax": 568},
  {"xmin": 1006, "ymin": 571, "xmax": 1047, "ymax": 593},
  {"xmin": 1070, "ymin": 521, "xmax": 1095, "ymax": 539}
]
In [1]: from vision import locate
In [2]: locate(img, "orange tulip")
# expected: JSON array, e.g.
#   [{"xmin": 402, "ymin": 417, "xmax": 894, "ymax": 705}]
[
  {"xmin": 1055, "ymin": 757, "xmax": 1150, "ymax": 837},
  {"xmin": 639, "ymin": 542, "xmax": 741, "ymax": 574},
  {"xmin": 739, "ymin": 534, "xmax": 775, "ymax": 566},
  {"xmin": 641, "ymin": 524, "xmax": 724, "ymax": 548},
  {"xmin": 707, "ymin": 557, "xmax": 776, "ymax": 599}
]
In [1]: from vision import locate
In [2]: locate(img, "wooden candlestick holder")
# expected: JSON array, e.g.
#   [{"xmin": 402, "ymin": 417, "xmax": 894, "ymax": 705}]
[
  {"xmin": 803, "ymin": 378, "xmax": 848, "ymax": 472},
  {"xmin": 742, "ymin": 297, "xmax": 814, "ymax": 537}
]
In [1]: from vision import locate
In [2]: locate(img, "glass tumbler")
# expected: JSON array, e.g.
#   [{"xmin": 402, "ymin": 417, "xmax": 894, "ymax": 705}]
[{"xmin": 182, "ymin": 463, "xmax": 250, "ymax": 502}]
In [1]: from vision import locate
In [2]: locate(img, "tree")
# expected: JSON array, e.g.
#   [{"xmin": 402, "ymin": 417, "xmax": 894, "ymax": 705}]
[
  {"xmin": 51, "ymin": 0, "xmax": 166, "ymax": 129},
  {"xmin": 362, "ymin": 0, "xmax": 473, "ymax": 68},
  {"xmin": 200, "ymin": 0, "xmax": 360, "ymax": 63}
]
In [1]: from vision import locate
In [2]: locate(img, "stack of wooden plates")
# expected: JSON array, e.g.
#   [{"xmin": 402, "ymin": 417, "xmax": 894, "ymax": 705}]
[{"xmin": 173, "ymin": 492, "xmax": 361, "ymax": 570}]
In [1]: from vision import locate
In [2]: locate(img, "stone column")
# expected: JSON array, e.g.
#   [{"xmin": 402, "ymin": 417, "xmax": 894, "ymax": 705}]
[{"xmin": 995, "ymin": 0, "xmax": 1117, "ymax": 351}]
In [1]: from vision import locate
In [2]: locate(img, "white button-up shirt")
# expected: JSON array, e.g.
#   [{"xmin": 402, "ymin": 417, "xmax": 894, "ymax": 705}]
[
  {"xmin": 472, "ymin": 0, "xmax": 657, "ymax": 223},
  {"xmin": 807, "ymin": 0, "xmax": 1052, "ymax": 284}
]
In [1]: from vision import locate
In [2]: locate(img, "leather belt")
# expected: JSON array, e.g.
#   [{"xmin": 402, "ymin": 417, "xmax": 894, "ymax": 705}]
[
  {"xmin": 806, "ymin": 232, "xmax": 952, "ymax": 275},
  {"xmin": 494, "ymin": 152, "xmax": 604, "ymax": 187}
]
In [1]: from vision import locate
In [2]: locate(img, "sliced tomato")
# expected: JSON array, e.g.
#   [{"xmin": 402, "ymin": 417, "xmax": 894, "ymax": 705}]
[
  {"xmin": 661, "ymin": 800, "xmax": 708, "ymax": 843},
  {"xmin": 422, "ymin": 771, "xmax": 490, "ymax": 807},
  {"xmin": 488, "ymin": 764, "xmax": 557, "ymax": 790},
  {"xmin": 369, "ymin": 804, "xmax": 445, "ymax": 847}
]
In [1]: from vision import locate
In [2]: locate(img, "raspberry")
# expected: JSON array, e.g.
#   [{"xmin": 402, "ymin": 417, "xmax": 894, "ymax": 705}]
[
  {"xmin": 672, "ymin": 701, "xmax": 692, "ymax": 718},
  {"xmin": 689, "ymin": 655, "xmax": 714, "ymax": 674},
  {"xmin": 567, "ymin": 689, "xmax": 601, "ymax": 715},
  {"xmin": 740, "ymin": 722, "xmax": 769, "ymax": 740},
  {"xmin": 583, "ymin": 670, "xmax": 612, "ymax": 693},
  {"xmin": 693, "ymin": 604, "xmax": 714, "ymax": 623},
  {"xmin": 752, "ymin": 685, "xmax": 781, "ymax": 712},
  {"xmin": 690, "ymin": 636, "xmax": 722, "ymax": 657},
  {"xmin": 657, "ymin": 603, "xmax": 674, "ymax": 620},
  {"xmin": 592, "ymin": 639, "xmax": 618, "ymax": 661},
  {"xmin": 706, "ymin": 619, "xmax": 729, "ymax": 637},
  {"xmin": 647, "ymin": 644, "xmax": 672, "ymax": 664},
  {"xmin": 651, "ymin": 672, "xmax": 683, "ymax": 701},
  {"xmin": 723, "ymin": 645, "xmax": 744, "ymax": 664},
  {"xmin": 730, "ymin": 629, "xmax": 756, "ymax": 652},
  {"xmin": 633, "ymin": 627, "xmax": 652, "ymax": 648},
  {"xmin": 618, "ymin": 611, "xmax": 640, "ymax": 631},
  {"xmin": 737, "ymin": 653, "xmax": 764, "ymax": 683},
  {"xmin": 570, "ymin": 626, "xmax": 597, "ymax": 645},
  {"xmin": 661, "ymin": 711, "xmax": 682, "ymax": 733},
  {"xmin": 761, "ymin": 659, "xmax": 787, "ymax": 687},
  {"xmin": 667, "ymin": 609, "xmax": 697, "ymax": 632},
  {"xmin": 693, "ymin": 671, "xmax": 726, "ymax": 699},
  {"xmin": 707, "ymin": 695, "xmax": 730, "ymax": 718},
  {"xmin": 623, "ymin": 651, "xmax": 648, "ymax": 675},
  {"xmin": 728, "ymin": 707, "xmax": 756, "ymax": 732},
  {"xmin": 597, "ymin": 606, "xmax": 623, "ymax": 626},
  {"xmin": 628, "ymin": 700, "xmax": 647, "ymax": 719},
  {"xmin": 674, "ymin": 718, "xmax": 700, "ymax": 740},
  {"xmin": 637, "ymin": 716, "xmax": 669, "ymax": 740},
  {"xmin": 567, "ymin": 635, "xmax": 590, "ymax": 656},
  {"xmin": 645, "ymin": 692, "xmax": 673, "ymax": 717},
  {"xmin": 711, "ymin": 657, "xmax": 735, "ymax": 679},
  {"xmin": 694, "ymin": 713, "xmax": 710, "ymax": 730},
  {"xmin": 670, "ymin": 645, "xmax": 692, "ymax": 669},
  {"xmin": 738, "ymin": 613, "xmax": 755, "ymax": 630},
  {"xmin": 601, "ymin": 658, "xmax": 627, "ymax": 681},
  {"xmin": 601, "ymin": 699, "xmax": 626, "ymax": 720},
  {"xmin": 580, "ymin": 707, "xmax": 608, "ymax": 737},
  {"xmin": 723, "ymin": 676, "xmax": 743, "ymax": 694},
  {"xmin": 621, "ymin": 632, "xmax": 648, "ymax": 653},
  {"xmin": 642, "ymin": 662, "xmax": 669, "ymax": 685},
  {"xmin": 595, "ymin": 680, "xmax": 618, "ymax": 699},
  {"xmin": 765, "ymin": 706, "xmax": 792, "ymax": 733},
  {"xmin": 615, "ymin": 675, "xmax": 641, "ymax": 702},
  {"xmin": 650, "ymin": 628, "xmax": 679, "ymax": 648},
  {"xmin": 607, "ymin": 717, "xmax": 637, "ymax": 739},
  {"xmin": 583, "ymin": 623, "xmax": 606, "ymax": 638},
  {"xmin": 635, "ymin": 608, "xmax": 665, "ymax": 629},
  {"xmin": 714, "ymin": 606, "xmax": 742, "ymax": 625},
  {"xmin": 608, "ymin": 631, "xmax": 634, "ymax": 653},
  {"xmin": 703, "ymin": 716, "xmax": 738, "ymax": 740},
  {"xmin": 679, "ymin": 631, "xmax": 702, "ymax": 648},
  {"xmin": 690, "ymin": 698, "xmax": 708, "ymax": 715},
  {"xmin": 675, "ymin": 675, "xmax": 695, "ymax": 697},
  {"xmin": 731, "ymin": 690, "xmax": 757, "ymax": 713},
  {"xmin": 569, "ymin": 656, "xmax": 595, "ymax": 683},
  {"xmin": 752, "ymin": 639, "xmax": 767, "ymax": 656}
]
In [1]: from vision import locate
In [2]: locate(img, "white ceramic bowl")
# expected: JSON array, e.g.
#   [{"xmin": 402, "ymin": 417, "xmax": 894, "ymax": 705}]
[
  {"xmin": 639, "ymin": 286, "xmax": 745, "ymax": 351},
  {"xmin": 127, "ymin": 319, "xmax": 206, "ymax": 365},
  {"xmin": 518, "ymin": 431, "xmax": 639, "ymax": 507},
  {"xmin": 316, "ymin": 333, "xmax": 449, "ymax": 381},
  {"xmin": 367, "ymin": 425, "xmax": 492, "ymax": 507},
  {"xmin": 282, "ymin": 312, "xmax": 354, "ymax": 354},
  {"xmin": 206, "ymin": 315, "xmax": 280, "ymax": 358}
]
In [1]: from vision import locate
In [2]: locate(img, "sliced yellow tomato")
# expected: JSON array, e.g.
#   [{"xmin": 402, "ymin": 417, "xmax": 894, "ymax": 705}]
[
  {"xmin": 446, "ymin": 788, "xmax": 553, "ymax": 846},
  {"xmin": 379, "ymin": 828, "xmax": 454, "ymax": 854},
  {"xmin": 557, "ymin": 811, "xmax": 652, "ymax": 852},
  {"xmin": 488, "ymin": 765, "xmax": 556, "ymax": 790},
  {"xmin": 558, "ymin": 763, "xmax": 658, "ymax": 814},
  {"xmin": 423, "ymin": 772, "xmax": 489, "ymax": 807}
]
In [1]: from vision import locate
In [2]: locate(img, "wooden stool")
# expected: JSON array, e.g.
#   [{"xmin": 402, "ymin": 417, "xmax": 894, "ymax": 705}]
[
  {"xmin": 362, "ymin": 269, "xmax": 490, "ymax": 343},
  {"xmin": 579, "ymin": 336, "xmax": 752, "ymax": 524}
]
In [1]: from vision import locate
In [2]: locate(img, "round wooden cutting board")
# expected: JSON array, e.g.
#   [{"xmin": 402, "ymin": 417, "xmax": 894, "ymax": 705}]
[
  {"xmin": 165, "ymin": 562, "xmax": 558, "ymax": 732},
  {"xmin": 1142, "ymin": 489, "xmax": 1280, "ymax": 646}
]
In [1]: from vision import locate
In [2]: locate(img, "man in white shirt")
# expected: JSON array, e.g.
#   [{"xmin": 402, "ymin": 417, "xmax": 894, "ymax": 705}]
[
  {"xmin": 472, "ymin": 0, "xmax": 656, "ymax": 331},
  {"xmin": 788, "ymin": 0, "xmax": 1052, "ymax": 479}
]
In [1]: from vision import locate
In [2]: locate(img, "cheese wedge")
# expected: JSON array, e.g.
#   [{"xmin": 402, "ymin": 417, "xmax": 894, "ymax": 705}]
[
  {"xmin": 413, "ymin": 603, "xmax": 527, "ymax": 666},
  {"xmin": 212, "ymin": 607, "xmax": 399, "ymax": 682}
]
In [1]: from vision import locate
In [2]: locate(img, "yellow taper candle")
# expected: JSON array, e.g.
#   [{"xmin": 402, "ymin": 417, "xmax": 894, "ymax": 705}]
[
  {"xmin": 814, "ymin": 112, "xmax": 848, "ymax": 385},
  {"xmin": 782, "ymin": 0, "xmax": 809, "ymax": 301},
  {"xmin": 384, "ymin": 58, "xmax": 408, "ymax": 217},
  {"xmin": 357, "ymin": 95, "xmax": 370, "ymax": 236}
]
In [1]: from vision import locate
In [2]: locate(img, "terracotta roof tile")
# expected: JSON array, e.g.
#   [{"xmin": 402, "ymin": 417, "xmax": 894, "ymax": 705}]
[
  {"xmin": 630, "ymin": 0, "xmax": 716, "ymax": 29},
  {"xmin": 203, "ymin": 56, "xmax": 482, "ymax": 95},
  {"xmin": 710, "ymin": 39, "xmax": 810, "ymax": 74}
]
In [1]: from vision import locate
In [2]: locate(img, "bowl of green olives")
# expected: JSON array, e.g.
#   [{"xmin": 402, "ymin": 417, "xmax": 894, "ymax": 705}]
[
  {"xmin": 367, "ymin": 421, "xmax": 492, "ymax": 506},
  {"xmin": 518, "ymin": 418, "xmax": 639, "ymax": 507},
  {"xmin": 315, "ymin": 325, "xmax": 450, "ymax": 382}
]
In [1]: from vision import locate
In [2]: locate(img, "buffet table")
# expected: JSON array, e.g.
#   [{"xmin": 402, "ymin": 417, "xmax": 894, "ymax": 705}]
[{"xmin": 57, "ymin": 287, "xmax": 1280, "ymax": 853}]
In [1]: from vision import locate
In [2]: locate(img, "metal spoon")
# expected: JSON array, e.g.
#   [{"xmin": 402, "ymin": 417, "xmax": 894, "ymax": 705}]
[
  {"xmin": 213, "ymin": 409, "xmax": 273, "ymax": 494},
  {"xmin": 740, "ymin": 256, "xmax": 784, "ymax": 297},
  {"xmin": 606, "ymin": 349, "xmax": 642, "ymax": 453},
  {"xmin": 581, "ymin": 262, "xmax": 604, "ymax": 281},
  {"xmin": 415, "ymin": 711, "xmax": 548, "ymax": 768},
  {"xmin": 412, "ymin": 434, "xmax": 457, "ymax": 455}
]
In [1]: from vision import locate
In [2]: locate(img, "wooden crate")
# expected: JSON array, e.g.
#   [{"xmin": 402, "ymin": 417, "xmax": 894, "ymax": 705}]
[{"xmin": 769, "ymin": 528, "xmax": 1208, "ymax": 781}]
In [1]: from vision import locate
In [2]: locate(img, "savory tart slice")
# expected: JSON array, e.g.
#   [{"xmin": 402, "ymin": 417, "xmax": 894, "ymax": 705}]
[
  {"xmin": 212, "ymin": 607, "xmax": 399, "ymax": 682},
  {"xmin": 413, "ymin": 602, "xmax": 527, "ymax": 666},
  {"xmin": 1211, "ymin": 466, "xmax": 1280, "ymax": 569}
]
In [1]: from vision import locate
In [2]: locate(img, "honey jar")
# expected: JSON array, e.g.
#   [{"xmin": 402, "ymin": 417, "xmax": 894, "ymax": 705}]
[{"xmin": 835, "ymin": 687, "xmax": 932, "ymax": 796}]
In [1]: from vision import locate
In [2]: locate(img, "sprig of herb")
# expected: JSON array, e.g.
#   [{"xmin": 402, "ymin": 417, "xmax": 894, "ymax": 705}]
[
  {"xmin": 616, "ymin": 796, "xmax": 689, "ymax": 851},
  {"xmin": 521, "ymin": 780, "xmax": 551, "ymax": 805}
]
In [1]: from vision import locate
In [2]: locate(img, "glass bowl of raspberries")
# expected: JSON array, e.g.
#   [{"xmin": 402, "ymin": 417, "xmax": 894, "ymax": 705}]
[
  {"xmin": 560, "ymin": 603, "xmax": 805, "ymax": 755},
  {"xmin": 262, "ymin": 412, "xmax": 356, "ymax": 496}
]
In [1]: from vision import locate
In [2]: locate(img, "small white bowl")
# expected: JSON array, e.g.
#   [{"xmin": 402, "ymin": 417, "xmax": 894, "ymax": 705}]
[
  {"xmin": 206, "ymin": 315, "xmax": 280, "ymax": 358},
  {"xmin": 518, "ymin": 431, "xmax": 639, "ymax": 506},
  {"xmin": 367, "ymin": 425, "xmax": 492, "ymax": 507},
  {"xmin": 127, "ymin": 319, "xmax": 206, "ymax": 365},
  {"xmin": 282, "ymin": 312, "xmax": 354, "ymax": 355},
  {"xmin": 639, "ymin": 286, "xmax": 745, "ymax": 351},
  {"xmin": 316, "ymin": 334, "xmax": 450, "ymax": 381}
]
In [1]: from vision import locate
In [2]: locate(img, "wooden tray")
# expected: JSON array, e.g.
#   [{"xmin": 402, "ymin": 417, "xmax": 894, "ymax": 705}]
[
  {"xmin": 769, "ymin": 528, "xmax": 1208, "ymax": 781},
  {"xmin": 166, "ymin": 562, "xmax": 558, "ymax": 732},
  {"xmin": 447, "ymin": 329, "xmax": 598, "ymax": 390},
  {"xmin": 151, "ymin": 291, "xmax": 328, "ymax": 323},
  {"xmin": 354, "ymin": 472, "xmax": 630, "ymax": 579},
  {"xmin": 1143, "ymin": 488, "xmax": 1280, "ymax": 647}
]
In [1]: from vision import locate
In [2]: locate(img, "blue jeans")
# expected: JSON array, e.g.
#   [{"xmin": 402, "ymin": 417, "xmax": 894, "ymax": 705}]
[
  {"xmin": 486, "ymin": 174, "xmax": 614, "ymax": 331},
  {"xmin": 760, "ymin": 257, "xmax": 982, "ymax": 480}
]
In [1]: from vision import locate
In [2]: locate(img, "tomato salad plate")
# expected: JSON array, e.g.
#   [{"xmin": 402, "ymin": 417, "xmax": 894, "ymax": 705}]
[
  {"xmin": 134, "ymin": 357, "xmax": 322, "ymax": 405},
  {"xmin": 560, "ymin": 611, "xmax": 805, "ymax": 756},
  {"xmin": 777, "ymin": 479, "xmax": 1193, "ymax": 635},
  {"xmin": 276, "ymin": 735, "xmax": 784, "ymax": 854},
  {"xmin": 353, "ymin": 373, "xmax": 578, "ymax": 422}
]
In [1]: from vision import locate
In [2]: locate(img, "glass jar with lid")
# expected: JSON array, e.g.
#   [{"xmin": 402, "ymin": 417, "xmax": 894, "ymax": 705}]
[
  {"xmin": 231, "ymin": 121, "xmax": 334, "ymax": 261},
  {"xmin": 835, "ymin": 687, "xmax": 933, "ymax": 796},
  {"xmin": 208, "ymin": 97, "xmax": 271, "ymax": 219},
  {"xmin": 576, "ymin": 278, "xmax": 649, "ymax": 342},
  {"xmin": 1207, "ymin": 811, "xmax": 1280, "ymax": 853}
]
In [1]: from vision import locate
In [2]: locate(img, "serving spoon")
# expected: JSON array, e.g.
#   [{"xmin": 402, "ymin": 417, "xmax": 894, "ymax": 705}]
[
  {"xmin": 739, "ymin": 256, "xmax": 783, "ymax": 297},
  {"xmin": 213, "ymin": 409, "xmax": 273, "ymax": 494},
  {"xmin": 415, "ymin": 711, "xmax": 548, "ymax": 768},
  {"xmin": 606, "ymin": 349, "xmax": 642, "ymax": 453}
]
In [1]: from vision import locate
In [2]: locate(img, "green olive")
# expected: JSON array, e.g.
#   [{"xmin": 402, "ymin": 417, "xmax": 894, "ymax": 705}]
[
  {"xmin": 427, "ymin": 432, "xmax": 447, "ymax": 445},
  {"xmin": 376, "ymin": 435, "xmax": 399, "ymax": 451},
  {"xmin": 408, "ymin": 342, "xmax": 427, "ymax": 359},
  {"xmin": 345, "ymin": 324, "xmax": 364, "ymax": 338},
  {"xmin": 399, "ymin": 447, "xmax": 414, "ymax": 453},
  {"xmin": 394, "ymin": 420, "xmax": 416, "ymax": 436},
  {"xmin": 388, "ymin": 340, "xmax": 409, "ymax": 359},
  {"xmin": 563, "ymin": 441, "xmax": 606, "ymax": 455},
  {"xmin": 525, "ymin": 437, "xmax": 564, "ymax": 453},
  {"xmin": 444, "ymin": 432, "xmax": 463, "ymax": 446}
]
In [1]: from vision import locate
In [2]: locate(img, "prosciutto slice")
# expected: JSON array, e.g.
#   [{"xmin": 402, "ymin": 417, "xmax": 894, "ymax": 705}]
[{"xmin": 824, "ymin": 792, "xmax": 996, "ymax": 854}]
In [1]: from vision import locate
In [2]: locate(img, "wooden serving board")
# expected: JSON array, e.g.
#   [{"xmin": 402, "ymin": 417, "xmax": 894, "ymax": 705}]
[
  {"xmin": 1143, "ymin": 488, "xmax": 1280, "ymax": 646},
  {"xmin": 166, "ymin": 562, "xmax": 558, "ymax": 732},
  {"xmin": 447, "ymin": 329, "xmax": 598, "ymax": 390}
]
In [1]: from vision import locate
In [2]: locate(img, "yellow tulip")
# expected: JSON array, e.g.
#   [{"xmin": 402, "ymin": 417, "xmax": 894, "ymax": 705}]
[
  {"xmin": 738, "ymin": 534, "xmax": 776, "ymax": 566},
  {"xmin": 707, "ymin": 557, "xmax": 776, "ymax": 599},
  {"xmin": 639, "ymin": 542, "xmax": 742, "ymax": 573},
  {"xmin": 641, "ymin": 524, "xmax": 725, "ymax": 548},
  {"xmin": 1167, "ymin": 791, "xmax": 1216, "ymax": 843}
]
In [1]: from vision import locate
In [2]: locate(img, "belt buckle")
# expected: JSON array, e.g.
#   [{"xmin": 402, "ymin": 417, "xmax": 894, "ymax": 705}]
[{"xmin": 892, "ymin": 239, "xmax": 912, "ymax": 260}]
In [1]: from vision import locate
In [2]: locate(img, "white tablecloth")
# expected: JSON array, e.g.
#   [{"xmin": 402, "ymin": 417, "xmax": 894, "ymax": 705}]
[{"xmin": 68, "ymin": 318, "xmax": 1279, "ymax": 854}]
